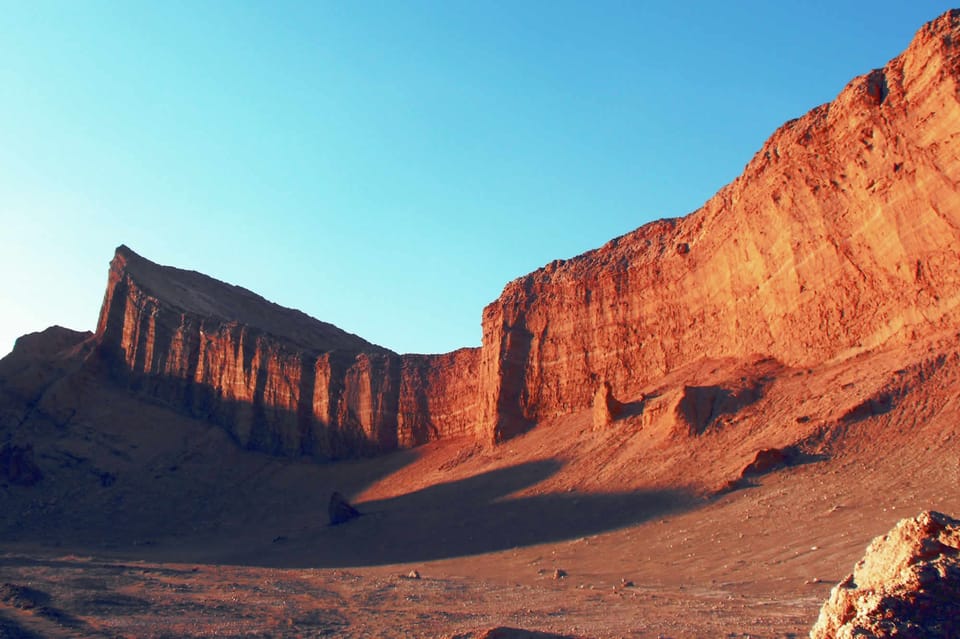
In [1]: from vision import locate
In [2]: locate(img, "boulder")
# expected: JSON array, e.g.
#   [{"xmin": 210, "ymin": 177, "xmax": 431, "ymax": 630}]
[
  {"xmin": 810, "ymin": 510, "xmax": 960, "ymax": 638},
  {"xmin": 741, "ymin": 446, "xmax": 797, "ymax": 477},
  {"xmin": 328, "ymin": 491, "xmax": 361, "ymax": 526}
]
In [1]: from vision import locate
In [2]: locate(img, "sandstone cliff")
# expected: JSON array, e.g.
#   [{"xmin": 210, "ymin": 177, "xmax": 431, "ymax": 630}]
[
  {"xmin": 95, "ymin": 246, "xmax": 479, "ymax": 458},
  {"xmin": 478, "ymin": 10, "xmax": 960, "ymax": 442},
  {"xmin": 63, "ymin": 10, "xmax": 960, "ymax": 455}
]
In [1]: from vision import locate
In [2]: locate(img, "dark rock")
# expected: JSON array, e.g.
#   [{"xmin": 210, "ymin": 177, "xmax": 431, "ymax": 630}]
[
  {"xmin": 0, "ymin": 583, "xmax": 50, "ymax": 610},
  {"xmin": 741, "ymin": 447, "xmax": 796, "ymax": 477},
  {"xmin": 328, "ymin": 491, "xmax": 361, "ymax": 526},
  {"xmin": 0, "ymin": 444, "xmax": 42, "ymax": 486}
]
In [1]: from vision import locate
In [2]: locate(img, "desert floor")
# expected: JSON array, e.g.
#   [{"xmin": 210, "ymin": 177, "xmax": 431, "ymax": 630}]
[
  {"xmin": 4, "ymin": 337, "xmax": 960, "ymax": 638},
  {"xmin": 2, "ymin": 424, "xmax": 957, "ymax": 639}
]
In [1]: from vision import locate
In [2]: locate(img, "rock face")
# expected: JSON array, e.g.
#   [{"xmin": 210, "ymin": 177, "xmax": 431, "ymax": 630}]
[
  {"xmin": 95, "ymin": 246, "xmax": 480, "ymax": 458},
  {"xmin": 476, "ymin": 10, "xmax": 960, "ymax": 442},
  {"xmin": 65, "ymin": 10, "xmax": 960, "ymax": 456},
  {"xmin": 810, "ymin": 510, "xmax": 960, "ymax": 639}
]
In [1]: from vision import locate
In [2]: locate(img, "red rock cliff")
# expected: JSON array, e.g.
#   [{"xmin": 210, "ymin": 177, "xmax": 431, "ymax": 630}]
[
  {"xmin": 93, "ymin": 11, "xmax": 960, "ymax": 453},
  {"xmin": 477, "ymin": 10, "xmax": 960, "ymax": 442},
  {"xmin": 95, "ymin": 246, "xmax": 479, "ymax": 458}
]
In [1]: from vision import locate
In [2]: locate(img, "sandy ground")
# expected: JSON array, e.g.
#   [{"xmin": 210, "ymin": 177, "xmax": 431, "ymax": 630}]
[
  {"xmin": 3, "ymin": 333, "xmax": 960, "ymax": 637},
  {"xmin": 2, "ymin": 439, "xmax": 957, "ymax": 638}
]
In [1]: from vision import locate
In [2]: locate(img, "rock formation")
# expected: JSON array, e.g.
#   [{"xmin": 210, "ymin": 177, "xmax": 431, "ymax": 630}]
[
  {"xmin": 94, "ymin": 246, "xmax": 480, "ymax": 458},
  {"xmin": 328, "ymin": 491, "xmax": 361, "ymax": 526},
  {"xmin": 810, "ymin": 510, "xmax": 960, "ymax": 639},
  {"xmin": 477, "ymin": 10, "xmax": 960, "ymax": 442},
  {"xmin": 5, "ymin": 12, "xmax": 960, "ymax": 461},
  {"xmin": 591, "ymin": 381, "xmax": 623, "ymax": 430}
]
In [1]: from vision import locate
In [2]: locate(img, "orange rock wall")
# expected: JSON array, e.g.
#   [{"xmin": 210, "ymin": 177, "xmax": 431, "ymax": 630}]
[
  {"xmin": 477, "ymin": 11, "xmax": 960, "ymax": 442},
  {"xmin": 95, "ymin": 258, "xmax": 480, "ymax": 458},
  {"xmin": 94, "ymin": 12, "xmax": 960, "ymax": 453}
]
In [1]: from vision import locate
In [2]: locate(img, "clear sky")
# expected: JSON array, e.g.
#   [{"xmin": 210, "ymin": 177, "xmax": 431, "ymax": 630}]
[{"xmin": 0, "ymin": 1, "xmax": 954, "ymax": 357}]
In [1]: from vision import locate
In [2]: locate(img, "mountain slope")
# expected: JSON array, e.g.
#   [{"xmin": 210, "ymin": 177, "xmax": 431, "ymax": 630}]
[
  {"xmin": 478, "ymin": 9, "xmax": 960, "ymax": 441},
  {"xmin": 2, "ymin": 12, "xmax": 959, "ymax": 464}
]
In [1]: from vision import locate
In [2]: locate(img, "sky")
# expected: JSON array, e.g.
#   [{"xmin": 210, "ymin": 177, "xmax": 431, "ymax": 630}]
[{"xmin": 0, "ymin": 1, "xmax": 955, "ymax": 357}]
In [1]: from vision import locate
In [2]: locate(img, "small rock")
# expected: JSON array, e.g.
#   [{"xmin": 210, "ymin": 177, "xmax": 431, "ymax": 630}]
[
  {"xmin": 0, "ymin": 444, "xmax": 43, "ymax": 486},
  {"xmin": 407, "ymin": 569, "xmax": 421, "ymax": 579},
  {"xmin": 328, "ymin": 491, "xmax": 361, "ymax": 526},
  {"xmin": 741, "ymin": 447, "xmax": 796, "ymax": 478},
  {"xmin": 553, "ymin": 569, "xmax": 567, "ymax": 580}
]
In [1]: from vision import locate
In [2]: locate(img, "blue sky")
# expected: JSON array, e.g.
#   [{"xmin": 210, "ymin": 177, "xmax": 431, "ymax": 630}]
[{"xmin": 0, "ymin": 1, "xmax": 954, "ymax": 356}]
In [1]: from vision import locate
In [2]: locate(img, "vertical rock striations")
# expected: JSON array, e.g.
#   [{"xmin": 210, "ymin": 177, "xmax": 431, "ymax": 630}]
[
  {"xmin": 94, "ymin": 246, "xmax": 479, "ymax": 458},
  {"xmin": 90, "ymin": 11, "xmax": 960, "ymax": 455}
]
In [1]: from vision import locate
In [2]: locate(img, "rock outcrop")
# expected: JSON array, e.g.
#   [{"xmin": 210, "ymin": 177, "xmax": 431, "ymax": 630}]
[
  {"xmin": 810, "ymin": 510, "xmax": 960, "ymax": 639},
  {"xmin": 476, "ymin": 10, "xmax": 960, "ymax": 442},
  {"xmin": 328, "ymin": 491, "xmax": 361, "ymax": 526},
  {"xmin": 591, "ymin": 381, "xmax": 623, "ymax": 430},
  {"xmin": 25, "ymin": 11, "xmax": 960, "ymax": 458},
  {"xmin": 94, "ymin": 246, "xmax": 480, "ymax": 458}
]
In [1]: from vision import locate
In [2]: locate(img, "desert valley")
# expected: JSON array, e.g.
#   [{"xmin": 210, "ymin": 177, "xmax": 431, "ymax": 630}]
[{"xmin": 3, "ymin": 9, "xmax": 960, "ymax": 639}]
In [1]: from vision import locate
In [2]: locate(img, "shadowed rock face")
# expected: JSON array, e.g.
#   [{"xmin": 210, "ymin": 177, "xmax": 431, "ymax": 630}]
[
  {"xmin": 810, "ymin": 510, "xmax": 960, "ymax": 639},
  {"xmin": 37, "ymin": 10, "xmax": 960, "ymax": 458},
  {"xmin": 94, "ymin": 246, "xmax": 480, "ymax": 458}
]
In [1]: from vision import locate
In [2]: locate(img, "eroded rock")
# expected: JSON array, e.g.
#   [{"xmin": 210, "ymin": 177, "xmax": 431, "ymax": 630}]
[
  {"xmin": 741, "ymin": 447, "xmax": 797, "ymax": 478},
  {"xmin": 591, "ymin": 381, "xmax": 623, "ymax": 430},
  {"xmin": 810, "ymin": 510, "xmax": 960, "ymax": 639}
]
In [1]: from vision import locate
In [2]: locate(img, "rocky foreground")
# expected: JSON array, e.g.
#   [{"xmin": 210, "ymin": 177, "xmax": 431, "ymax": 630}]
[{"xmin": 812, "ymin": 510, "xmax": 960, "ymax": 638}]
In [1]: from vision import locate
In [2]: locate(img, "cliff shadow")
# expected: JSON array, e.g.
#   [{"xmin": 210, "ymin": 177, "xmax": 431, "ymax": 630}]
[{"xmin": 255, "ymin": 459, "xmax": 698, "ymax": 568}]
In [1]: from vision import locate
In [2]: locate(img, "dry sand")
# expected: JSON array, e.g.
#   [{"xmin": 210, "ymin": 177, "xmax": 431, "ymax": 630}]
[{"xmin": 3, "ymin": 332, "xmax": 960, "ymax": 637}]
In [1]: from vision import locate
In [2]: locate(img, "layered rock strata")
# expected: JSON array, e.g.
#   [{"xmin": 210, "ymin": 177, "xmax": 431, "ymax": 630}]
[
  {"xmin": 91, "ymin": 11, "xmax": 960, "ymax": 454},
  {"xmin": 478, "ymin": 10, "xmax": 960, "ymax": 441},
  {"xmin": 96, "ymin": 246, "xmax": 479, "ymax": 458}
]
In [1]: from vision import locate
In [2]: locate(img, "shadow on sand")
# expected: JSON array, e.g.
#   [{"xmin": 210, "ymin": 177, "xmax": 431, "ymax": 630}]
[{"xmin": 260, "ymin": 458, "xmax": 697, "ymax": 568}]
